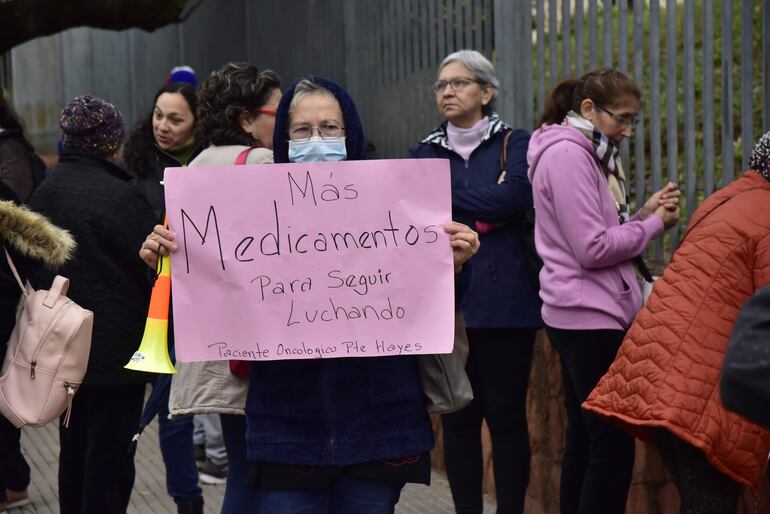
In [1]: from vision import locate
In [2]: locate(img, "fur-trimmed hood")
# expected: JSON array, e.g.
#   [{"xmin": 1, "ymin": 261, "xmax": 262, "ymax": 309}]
[{"xmin": 0, "ymin": 200, "xmax": 75, "ymax": 268}]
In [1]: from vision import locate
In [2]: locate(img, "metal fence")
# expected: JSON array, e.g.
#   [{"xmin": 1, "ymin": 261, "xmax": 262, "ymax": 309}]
[
  {"xmin": 346, "ymin": 0, "xmax": 769, "ymax": 260},
  {"xmin": 7, "ymin": 0, "xmax": 769, "ymax": 258}
]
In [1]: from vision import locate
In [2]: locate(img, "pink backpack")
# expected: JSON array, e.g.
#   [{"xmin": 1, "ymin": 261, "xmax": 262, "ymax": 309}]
[{"xmin": 0, "ymin": 249, "xmax": 93, "ymax": 427}]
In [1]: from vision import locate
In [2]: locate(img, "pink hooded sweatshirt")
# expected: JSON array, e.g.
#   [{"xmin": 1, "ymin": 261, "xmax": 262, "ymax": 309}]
[{"xmin": 527, "ymin": 124, "xmax": 664, "ymax": 330}]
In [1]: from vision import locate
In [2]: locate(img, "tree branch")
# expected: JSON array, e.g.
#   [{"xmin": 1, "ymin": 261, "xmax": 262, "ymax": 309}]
[{"xmin": 0, "ymin": 0, "xmax": 203, "ymax": 54}]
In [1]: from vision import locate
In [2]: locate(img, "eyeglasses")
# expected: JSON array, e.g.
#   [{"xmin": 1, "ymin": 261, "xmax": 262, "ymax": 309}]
[
  {"xmin": 256, "ymin": 108, "xmax": 277, "ymax": 117},
  {"xmin": 432, "ymin": 77, "xmax": 485, "ymax": 94},
  {"xmin": 597, "ymin": 105, "xmax": 639, "ymax": 128},
  {"xmin": 288, "ymin": 122, "xmax": 345, "ymax": 142}
]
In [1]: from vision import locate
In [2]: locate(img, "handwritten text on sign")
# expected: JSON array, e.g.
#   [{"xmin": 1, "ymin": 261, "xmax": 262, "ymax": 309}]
[{"xmin": 164, "ymin": 158, "xmax": 454, "ymax": 362}]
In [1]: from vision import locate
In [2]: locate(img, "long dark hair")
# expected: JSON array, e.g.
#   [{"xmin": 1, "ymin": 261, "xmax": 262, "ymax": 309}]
[
  {"xmin": 196, "ymin": 63, "xmax": 281, "ymax": 148},
  {"xmin": 0, "ymin": 90, "xmax": 34, "ymax": 151},
  {"xmin": 539, "ymin": 67, "xmax": 641, "ymax": 126},
  {"xmin": 124, "ymin": 83, "xmax": 197, "ymax": 178}
]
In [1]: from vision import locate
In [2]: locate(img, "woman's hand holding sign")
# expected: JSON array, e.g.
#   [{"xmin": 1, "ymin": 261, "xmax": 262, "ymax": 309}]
[
  {"xmin": 444, "ymin": 221, "xmax": 480, "ymax": 274},
  {"xmin": 139, "ymin": 224, "xmax": 179, "ymax": 269}
]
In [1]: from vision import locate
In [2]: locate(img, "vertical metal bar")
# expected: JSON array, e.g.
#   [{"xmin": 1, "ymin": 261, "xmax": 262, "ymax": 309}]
[
  {"xmin": 495, "ymin": 0, "xmax": 515, "ymax": 125},
  {"xmin": 473, "ymin": 0, "xmax": 482, "ymax": 51},
  {"xmin": 618, "ymin": 0, "xmax": 629, "ymax": 171},
  {"xmin": 523, "ymin": 0, "xmax": 533, "ymax": 129},
  {"xmin": 562, "ymin": 0, "xmax": 571, "ymax": 77},
  {"xmin": 665, "ymin": 0, "xmax": 680, "ymax": 246},
  {"xmin": 764, "ymin": 0, "xmax": 770, "ymax": 134},
  {"xmin": 549, "ymin": 0, "xmax": 558, "ymax": 84},
  {"xmin": 398, "ymin": 0, "xmax": 406, "ymax": 81},
  {"xmin": 464, "ymin": 0, "xmax": 472, "ymax": 50},
  {"xmin": 722, "ymin": 0, "xmax": 734, "ymax": 185},
  {"xmin": 412, "ymin": 0, "xmax": 420, "ymax": 74},
  {"xmin": 428, "ymin": 0, "xmax": 437, "ymax": 66},
  {"xmin": 420, "ymin": 0, "xmax": 429, "ymax": 71},
  {"xmin": 703, "ymin": 0, "xmax": 715, "ymax": 196},
  {"xmin": 445, "ymin": 0, "xmax": 454, "ymax": 55},
  {"xmin": 382, "ymin": 0, "xmax": 391, "ymax": 85},
  {"xmin": 513, "ymin": 0, "xmax": 523, "ymax": 126},
  {"xmin": 589, "ymin": 0, "xmax": 598, "ymax": 69},
  {"xmin": 437, "ymin": 0, "xmax": 446, "ymax": 62},
  {"xmin": 666, "ymin": 0, "xmax": 678, "ymax": 195},
  {"xmin": 452, "ymin": 0, "xmax": 466, "ymax": 48},
  {"xmin": 618, "ymin": 0, "xmax": 628, "ymax": 73},
  {"xmin": 602, "ymin": 0, "xmax": 612, "ymax": 67},
  {"xmin": 343, "ymin": 0, "xmax": 357, "ymax": 95},
  {"xmin": 537, "ymin": 0, "xmax": 546, "ymax": 115},
  {"xmin": 741, "ymin": 0, "xmax": 753, "ymax": 169},
  {"xmin": 684, "ymin": 0, "xmax": 695, "ymax": 221},
  {"xmin": 633, "ymin": 0, "xmax": 645, "ymax": 219},
  {"xmin": 649, "ymin": 0, "xmax": 663, "ymax": 260},
  {"xmin": 575, "ymin": 0, "xmax": 584, "ymax": 75},
  {"xmin": 484, "ymin": 0, "xmax": 494, "ymax": 56}
]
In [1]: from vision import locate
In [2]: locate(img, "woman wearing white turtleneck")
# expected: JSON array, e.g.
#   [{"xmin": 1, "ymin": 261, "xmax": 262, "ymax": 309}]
[{"xmin": 409, "ymin": 50, "xmax": 542, "ymax": 514}]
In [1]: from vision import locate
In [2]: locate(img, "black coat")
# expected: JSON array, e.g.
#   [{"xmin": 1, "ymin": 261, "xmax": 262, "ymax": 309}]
[
  {"xmin": 129, "ymin": 145, "xmax": 201, "ymax": 222},
  {"xmin": 409, "ymin": 120, "xmax": 543, "ymax": 329},
  {"xmin": 30, "ymin": 150, "xmax": 156, "ymax": 386},
  {"xmin": 721, "ymin": 285, "xmax": 770, "ymax": 428}
]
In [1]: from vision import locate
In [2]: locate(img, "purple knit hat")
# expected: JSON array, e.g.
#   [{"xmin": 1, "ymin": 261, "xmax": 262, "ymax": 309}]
[{"xmin": 60, "ymin": 95, "xmax": 125, "ymax": 158}]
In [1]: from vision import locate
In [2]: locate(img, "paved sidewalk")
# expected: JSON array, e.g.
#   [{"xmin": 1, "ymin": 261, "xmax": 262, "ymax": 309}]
[{"xmin": 14, "ymin": 416, "xmax": 496, "ymax": 513}]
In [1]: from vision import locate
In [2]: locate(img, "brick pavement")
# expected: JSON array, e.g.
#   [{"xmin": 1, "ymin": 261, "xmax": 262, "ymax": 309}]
[{"xmin": 13, "ymin": 414, "xmax": 496, "ymax": 513}]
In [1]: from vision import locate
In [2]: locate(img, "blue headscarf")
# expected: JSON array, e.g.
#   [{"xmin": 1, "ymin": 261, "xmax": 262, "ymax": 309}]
[{"xmin": 272, "ymin": 76, "xmax": 366, "ymax": 164}]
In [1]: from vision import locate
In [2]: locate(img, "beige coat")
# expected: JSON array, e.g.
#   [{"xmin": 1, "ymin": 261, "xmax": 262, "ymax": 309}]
[{"xmin": 169, "ymin": 145, "xmax": 273, "ymax": 417}]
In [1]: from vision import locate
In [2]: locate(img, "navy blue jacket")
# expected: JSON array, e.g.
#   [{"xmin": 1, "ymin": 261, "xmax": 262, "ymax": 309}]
[
  {"xmin": 410, "ymin": 116, "xmax": 542, "ymax": 329},
  {"xmin": 246, "ymin": 77, "xmax": 442, "ymax": 466}
]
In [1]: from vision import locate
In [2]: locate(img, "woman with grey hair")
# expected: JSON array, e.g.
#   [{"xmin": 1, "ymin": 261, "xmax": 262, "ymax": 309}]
[{"xmin": 410, "ymin": 49, "xmax": 542, "ymax": 514}]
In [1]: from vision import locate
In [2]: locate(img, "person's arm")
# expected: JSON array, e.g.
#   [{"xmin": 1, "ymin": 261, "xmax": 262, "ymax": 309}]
[
  {"xmin": 721, "ymin": 285, "xmax": 770, "ymax": 429},
  {"xmin": 451, "ymin": 130, "xmax": 533, "ymax": 223},
  {"xmin": 0, "ymin": 142, "xmax": 35, "ymax": 202},
  {"xmin": 110, "ymin": 189, "xmax": 161, "ymax": 286},
  {"xmin": 548, "ymin": 146, "xmax": 664, "ymax": 269}
]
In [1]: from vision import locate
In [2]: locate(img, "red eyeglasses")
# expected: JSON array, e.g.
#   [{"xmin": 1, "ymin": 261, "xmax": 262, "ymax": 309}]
[{"xmin": 257, "ymin": 108, "xmax": 277, "ymax": 116}]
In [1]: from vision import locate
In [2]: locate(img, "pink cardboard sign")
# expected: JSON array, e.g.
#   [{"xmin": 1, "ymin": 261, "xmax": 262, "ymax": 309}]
[{"xmin": 164, "ymin": 158, "xmax": 454, "ymax": 362}]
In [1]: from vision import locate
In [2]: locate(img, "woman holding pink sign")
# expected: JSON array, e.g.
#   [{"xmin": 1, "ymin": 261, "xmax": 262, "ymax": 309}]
[{"xmin": 142, "ymin": 73, "xmax": 480, "ymax": 513}]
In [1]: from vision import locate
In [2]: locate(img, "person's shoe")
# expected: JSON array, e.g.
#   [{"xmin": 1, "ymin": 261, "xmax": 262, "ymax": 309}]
[
  {"xmin": 176, "ymin": 497, "xmax": 204, "ymax": 514},
  {"xmin": 198, "ymin": 459, "xmax": 228, "ymax": 485},
  {"xmin": 5, "ymin": 489, "xmax": 29, "ymax": 509}
]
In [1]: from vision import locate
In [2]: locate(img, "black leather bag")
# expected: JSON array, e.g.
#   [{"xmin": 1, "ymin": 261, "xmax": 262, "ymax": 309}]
[{"xmin": 418, "ymin": 312, "xmax": 473, "ymax": 414}]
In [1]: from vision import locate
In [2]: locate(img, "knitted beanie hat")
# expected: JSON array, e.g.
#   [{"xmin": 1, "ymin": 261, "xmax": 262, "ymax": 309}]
[
  {"xmin": 60, "ymin": 95, "xmax": 125, "ymax": 158},
  {"xmin": 750, "ymin": 131, "xmax": 770, "ymax": 182},
  {"xmin": 165, "ymin": 65, "xmax": 198, "ymax": 87}
]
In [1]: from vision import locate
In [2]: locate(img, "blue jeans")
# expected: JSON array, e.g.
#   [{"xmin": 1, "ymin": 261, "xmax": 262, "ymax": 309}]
[
  {"xmin": 157, "ymin": 382, "xmax": 203, "ymax": 503},
  {"xmin": 221, "ymin": 414, "xmax": 261, "ymax": 514},
  {"xmin": 255, "ymin": 475, "xmax": 404, "ymax": 514}
]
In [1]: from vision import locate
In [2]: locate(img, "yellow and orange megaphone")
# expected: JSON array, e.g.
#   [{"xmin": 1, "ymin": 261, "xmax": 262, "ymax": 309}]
[{"xmin": 125, "ymin": 251, "xmax": 176, "ymax": 374}]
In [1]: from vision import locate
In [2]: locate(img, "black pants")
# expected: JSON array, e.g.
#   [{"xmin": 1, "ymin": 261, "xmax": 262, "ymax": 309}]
[
  {"xmin": 58, "ymin": 383, "xmax": 146, "ymax": 514},
  {"xmin": 0, "ymin": 415, "xmax": 30, "ymax": 501},
  {"xmin": 441, "ymin": 327, "xmax": 536, "ymax": 514},
  {"xmin": 546, "ymin": 327, "xmax": 634, "ymax": 514},
  {"xmin": 655, "ymin": 429, "xmax": 740, "ymax": 514}
]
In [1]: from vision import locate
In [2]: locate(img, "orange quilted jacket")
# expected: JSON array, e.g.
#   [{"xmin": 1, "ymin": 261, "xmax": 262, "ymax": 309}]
[{"xmin": 584, "ymin": 171, "xmax": 770, "ymax": 488}]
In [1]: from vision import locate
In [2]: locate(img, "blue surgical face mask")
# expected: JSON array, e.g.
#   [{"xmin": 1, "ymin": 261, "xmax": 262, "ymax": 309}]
[{"xmin": 288, "ymin": 136, "xmax": 347, "ymax": 163}]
